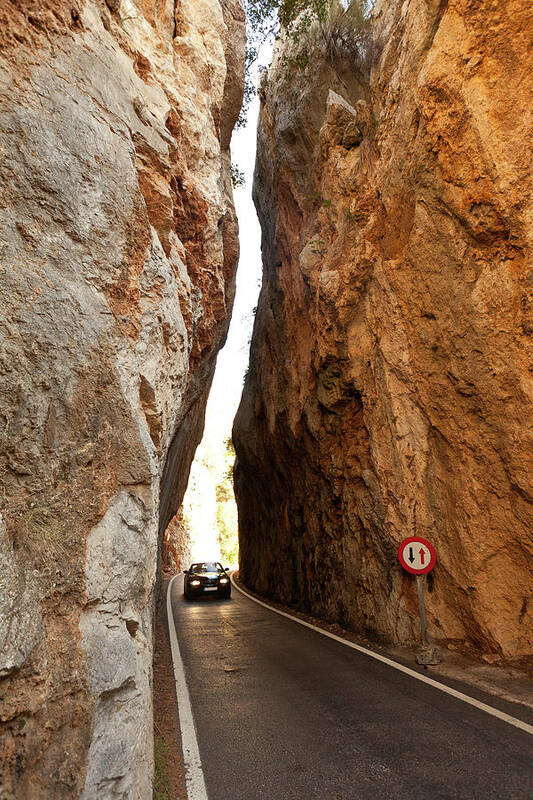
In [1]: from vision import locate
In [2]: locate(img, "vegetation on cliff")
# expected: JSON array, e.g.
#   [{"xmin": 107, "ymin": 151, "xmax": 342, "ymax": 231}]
[{"xmin": 239, "ymin": 0, "xmax": 373, "ymax": 125}]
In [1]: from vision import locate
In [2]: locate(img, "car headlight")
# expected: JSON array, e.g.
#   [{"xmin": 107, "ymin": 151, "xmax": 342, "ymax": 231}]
[
  {"xmin": 190, "ymin": 579, "xmax": 201, "ymax": 586},
  {"xmin": 219, "ymin": 577, "xmax": 229, "ymax": 584}
]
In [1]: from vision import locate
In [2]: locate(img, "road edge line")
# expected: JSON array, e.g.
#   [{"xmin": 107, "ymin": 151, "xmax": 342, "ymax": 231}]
[
  {"xmin": 230, "ymin": 574, "xmax": 533, "ymax": 737},
  {"xmin": 166, "ymin": 574, "xmax": 209, "ymax": 800}
]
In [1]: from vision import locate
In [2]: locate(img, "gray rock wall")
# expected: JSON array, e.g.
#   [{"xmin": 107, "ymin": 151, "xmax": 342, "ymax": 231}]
[{"xmin": 0, "ymin": 0, "xmax": 244, "ymax": 796}]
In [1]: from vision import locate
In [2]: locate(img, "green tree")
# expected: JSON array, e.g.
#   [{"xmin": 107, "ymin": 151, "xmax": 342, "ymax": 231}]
[
  {"xmin": 237, "ymin": 0, "xmax": 375, "ymax": 129},
  {"xmin": 215, "ymin": 438, "xmax": 239, "ymax": 565}
]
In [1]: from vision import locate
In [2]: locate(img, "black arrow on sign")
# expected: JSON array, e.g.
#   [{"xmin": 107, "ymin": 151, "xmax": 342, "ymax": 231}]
[{"xmin": 408, "ymin": 547, "xmax": 415, "ymax": 564}]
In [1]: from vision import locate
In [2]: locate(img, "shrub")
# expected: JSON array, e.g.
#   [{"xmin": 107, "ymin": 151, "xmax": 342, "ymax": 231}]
[
  {"xmin": 231, "ymin": 164, "xmax": 245, "ymax": 188},
  {"xmin": 244, "ymin": 0, "xmax": 375, "ymax": 75}
]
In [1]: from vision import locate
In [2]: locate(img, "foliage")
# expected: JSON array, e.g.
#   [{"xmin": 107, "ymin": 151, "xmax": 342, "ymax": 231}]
[
  {"xmin": 280, "ymin": 0, "xmax": 376, "ymax": 86},
  {"xmin": 307, "ymin": 191, "xmax": 332, "ymax": 207},
  {"xmin": 216, "ymin": 490, "xmax": 239, "ymax": 565},
  {"xmin": 235, "ymin": 45, "xmax": 267, "ymax": 130},
  {"xmin": 153, "ymin": 738, "xmax": 172, "ymax": 800},
  {"xmin": 235, "ymin": 0, "xmax": 281, "ymax": 130},
  {"xmin": 234, "ymin": 0, "xmax": 375, "ymax": 181},
  {"xmin": 244, "ymin": 0, "xmax": 374, "ymax": 72},
  {"xmin": 309, "ymin": 237, "xmax": 327, "ymax": 256},
  {"xmin": 224, "ymin": 437, "xmax": 236, "ymax": 478},
  {"xmin": 215, "ymin": 437, "xmax": 239, "ymax": 565},
  {"xmin": 231, "ymin": 163, "xmax": 245, "ymax": 189},
  {"xmin": 245, "ymin": 0, "xmax": 282, "ymax": 41}
]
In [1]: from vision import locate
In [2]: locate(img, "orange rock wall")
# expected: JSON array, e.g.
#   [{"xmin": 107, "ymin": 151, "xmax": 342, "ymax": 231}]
[{"xmin": 234, "ymin": 0, "xmax": 532, "ymax": 663}]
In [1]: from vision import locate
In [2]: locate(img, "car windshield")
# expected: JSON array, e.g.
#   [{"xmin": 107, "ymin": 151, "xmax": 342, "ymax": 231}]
[{"xmin": 190, "ymin": 562, "xmax": 223, "ymax": 574}]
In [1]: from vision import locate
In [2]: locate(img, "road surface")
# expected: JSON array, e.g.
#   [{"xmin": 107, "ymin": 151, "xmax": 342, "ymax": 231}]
[{"xmin": 168, "ymin": 575, "xmax": 533, "ymax": 800}]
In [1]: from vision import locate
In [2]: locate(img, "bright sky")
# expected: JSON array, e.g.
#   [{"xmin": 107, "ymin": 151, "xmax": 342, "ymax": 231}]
[
  {"xmin": 181, "ymin": 92, "xmax": 264, "ymax": 562},
  {"xmin": 202, "ymin": 94, "xmax": 263, "ymax": 448}
]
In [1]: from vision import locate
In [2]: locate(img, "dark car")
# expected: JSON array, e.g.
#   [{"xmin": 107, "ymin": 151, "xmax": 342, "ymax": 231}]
[{"xmin": 184, "ymin": 562, "xmax": 231, "ymax": 600}]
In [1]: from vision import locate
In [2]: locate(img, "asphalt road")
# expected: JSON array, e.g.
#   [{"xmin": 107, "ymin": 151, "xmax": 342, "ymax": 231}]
[{"xmin": 169, "ymin": 575, "xmax": 533, "ymax": 800}]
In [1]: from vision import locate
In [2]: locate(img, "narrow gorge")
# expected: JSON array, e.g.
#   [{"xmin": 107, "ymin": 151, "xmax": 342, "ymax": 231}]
[
  {"xmin": 0, "ymin": 0, "xmax": 244, "ymax": 796},
  {"xmin": 234, "ymin": 0, "xmax": 533, "ymax": 662},
  {"xmin": 1, "ymin": 0, "xmax": 532, "ymax": 797}
]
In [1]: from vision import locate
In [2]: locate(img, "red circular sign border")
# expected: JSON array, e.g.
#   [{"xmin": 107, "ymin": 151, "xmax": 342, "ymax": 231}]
[{"xmin": 398, "ymin": 536, "xmax": 437, "ymax": 575}]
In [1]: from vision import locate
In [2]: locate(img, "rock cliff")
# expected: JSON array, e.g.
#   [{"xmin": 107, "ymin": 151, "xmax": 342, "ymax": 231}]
[
  {"xmin": 0, "ymin": 0, "xmax": 244, "ymax": 796},
  {"xmin": 234, "ymin": 0, "xmax": 532, "ymax": 663}
]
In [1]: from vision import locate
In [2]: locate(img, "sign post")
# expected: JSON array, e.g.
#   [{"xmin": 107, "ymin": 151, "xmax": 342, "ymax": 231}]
[
  {"xmin": 415, "ymin": 575, "xmax": 429, "ymax": 645},
  {"xmin": 398, "ymin": 536, "xmax": 441, "ymax": 664}
]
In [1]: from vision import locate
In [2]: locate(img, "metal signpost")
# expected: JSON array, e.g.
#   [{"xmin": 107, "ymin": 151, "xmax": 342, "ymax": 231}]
[{"xmin": 398, "ymin": 536, "xmax": 440, "ymax": 662}]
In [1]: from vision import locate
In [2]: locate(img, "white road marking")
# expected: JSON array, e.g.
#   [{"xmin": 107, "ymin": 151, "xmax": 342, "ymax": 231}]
[
  {"xmin": 166, "ymin": 575, "xmax": 209, "ymax": 800},
  {"xmin": 231, "ymin": 574, "xmax": 533, "ymax": 737}
]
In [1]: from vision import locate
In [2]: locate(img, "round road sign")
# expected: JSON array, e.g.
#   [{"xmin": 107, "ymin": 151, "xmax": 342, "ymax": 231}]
[{"xmin": 398, "ymin": 536, "xmax": 436, "ymax": 575}]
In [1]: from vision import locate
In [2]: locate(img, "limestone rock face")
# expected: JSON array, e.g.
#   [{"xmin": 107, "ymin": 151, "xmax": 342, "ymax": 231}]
[
  {"xmin": 0, "ymin": 0, "xmax": 244, "ymax": 796},
  {"xmin": 234, "ymin": 0, "xmax": 532, "ymax": 663}
]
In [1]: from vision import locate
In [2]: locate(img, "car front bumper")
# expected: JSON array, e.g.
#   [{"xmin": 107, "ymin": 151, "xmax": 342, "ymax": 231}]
[{"xmin": 186, "ymin": 581, "xmax": 230, "ymax": 596}]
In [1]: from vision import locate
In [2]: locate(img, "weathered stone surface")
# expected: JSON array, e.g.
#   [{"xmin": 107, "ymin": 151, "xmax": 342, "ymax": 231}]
[
  {"xmin": 0, "ymin": 514, "xmax": 43, "ymax": 680},
  {"xmin": 320, "ymin": 90, "xmax": 369, "ymax": 150},
  {"xmin": 0, "ymin": 0, "xmax": 244, "ymax": 796},
  {"xmin": 234, "ymin": 0, "xmax": 532, "ymax": 664}
]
